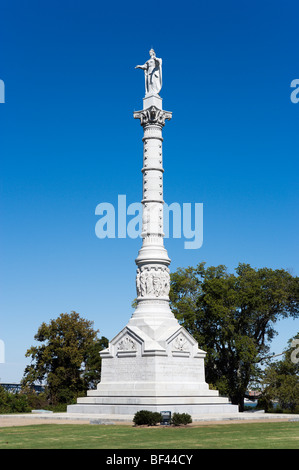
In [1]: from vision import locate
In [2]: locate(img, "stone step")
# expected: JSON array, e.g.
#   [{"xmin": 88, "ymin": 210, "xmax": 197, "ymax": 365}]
[{"xmin": 78, "ymin": 395, "xmax": 230, "ymax": 405}]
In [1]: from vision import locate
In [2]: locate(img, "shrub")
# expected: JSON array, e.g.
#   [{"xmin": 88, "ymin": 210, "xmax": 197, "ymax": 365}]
[
  {"xmin": 0, "ymin": 386, "xmax": 31, "ymax": 414},
  {"xmin": 171, "ymin": 412, "xmax": 192, "ymax": 426},
  {"xmin": 133, "ymin": 410, "xmax": 162, "ymax": 426},
  {"xmin": 24, "ymin": 390, "xmax": 50, "ymax": 410}
]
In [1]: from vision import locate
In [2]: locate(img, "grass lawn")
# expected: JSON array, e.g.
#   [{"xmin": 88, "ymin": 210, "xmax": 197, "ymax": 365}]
[{"xmin": 0, "ymin": 421, "xmax": 298, "ymax": 449}]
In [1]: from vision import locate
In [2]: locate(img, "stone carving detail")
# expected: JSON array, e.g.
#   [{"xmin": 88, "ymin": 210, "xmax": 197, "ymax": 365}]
[
  {"xmin": 172, "ymin": 334, "xmax": 190, "ymax": 352},
  {"xmin": 136, "ymin": 265, "xmax": 170, "ymax": 298},
  {"xmin": 134, "ymin": 106, "xmax": 172, "ymax": 127},
  {"xmin": 117, "ymin": 336, "xmax": 137, "ymax": 351}
]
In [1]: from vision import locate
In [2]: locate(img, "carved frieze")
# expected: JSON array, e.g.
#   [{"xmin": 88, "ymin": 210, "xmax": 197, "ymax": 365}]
[{"xmin": 136, "ymin": 265, "xmax": 170, "ymax": 298}]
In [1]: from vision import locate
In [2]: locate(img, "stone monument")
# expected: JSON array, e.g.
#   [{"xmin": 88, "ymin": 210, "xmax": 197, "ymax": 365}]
[{"xmin": 67, "ymin": 50, "xmax": 239, "ymax": 417}]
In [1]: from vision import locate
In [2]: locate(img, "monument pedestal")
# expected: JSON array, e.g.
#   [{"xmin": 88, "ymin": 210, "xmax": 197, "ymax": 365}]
[
  {"xmin": 68, "ymin": 308, "xmax": 238, "ymax": 416},
  {"xmin": 67, "ymin": 50, "xmax": 239, "ymax": 418}
]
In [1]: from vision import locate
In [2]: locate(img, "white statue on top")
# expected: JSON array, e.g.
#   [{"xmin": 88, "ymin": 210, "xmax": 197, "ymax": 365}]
[{"xmin": 135, "ymin": 49, "xmax": 162, "ymax": 96}]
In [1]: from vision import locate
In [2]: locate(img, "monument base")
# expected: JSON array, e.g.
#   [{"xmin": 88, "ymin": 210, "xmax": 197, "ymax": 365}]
[
  {"xmin": 67, "ymin": 320, "xmax": 239, "ymax": 416},
  {"xmin": 67, "ymin": 403, "xmax": 238, "ymax": 416}
]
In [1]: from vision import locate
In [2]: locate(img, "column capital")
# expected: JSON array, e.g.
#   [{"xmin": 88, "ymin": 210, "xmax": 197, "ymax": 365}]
[{"xmin": 134, "ymin": 106, "xmax": 172, "ymax": 128}]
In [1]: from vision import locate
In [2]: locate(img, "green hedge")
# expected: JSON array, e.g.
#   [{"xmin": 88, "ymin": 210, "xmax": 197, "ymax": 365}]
[
  {"xmin": 0, "ymin": 386, "xmax": 31, "ymax": 414},
  {"xmin": 133, "ymin": 410, "xmax": 162, "ymax": 426},
  {"xmin": 133, "ymin": 410, "xmax": 193, "ymax": 426},
  {"xmin": 171, "ymin": 412, "xmax": 192, "ymax": 426}
]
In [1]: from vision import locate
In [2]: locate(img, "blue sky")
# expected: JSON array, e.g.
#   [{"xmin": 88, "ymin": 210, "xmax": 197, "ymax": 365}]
[{"xmin": 0, "ymin": 0, "xmax": 298, "ymax": 382}]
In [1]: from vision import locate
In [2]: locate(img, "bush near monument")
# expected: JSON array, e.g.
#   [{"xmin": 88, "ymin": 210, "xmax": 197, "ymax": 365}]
[
  {"xmin": 133, "ymin": 410, "xmax": 162, "ymax": 426},
  {"xmin": 132, "ymin": 410, "xmax": 193, "ymax": 426},
  {"xmin": 171, "ymin": 412, "xmax": 192, "ymax": 426}
]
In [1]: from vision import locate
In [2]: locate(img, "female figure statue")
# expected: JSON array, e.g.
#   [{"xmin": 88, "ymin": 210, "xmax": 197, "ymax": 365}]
[{"xmin": 135, "ymin": 49, "xmax": 162, "ymax": 96}]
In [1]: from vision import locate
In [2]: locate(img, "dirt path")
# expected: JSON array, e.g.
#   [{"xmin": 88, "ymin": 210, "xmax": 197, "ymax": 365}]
[{"xmin": 0, "ymin": 415, "xmax": 297, "ymax": 428}]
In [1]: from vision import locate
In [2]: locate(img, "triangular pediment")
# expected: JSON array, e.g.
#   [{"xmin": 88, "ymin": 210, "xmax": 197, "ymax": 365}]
[
  {"xmin": 166, "ymin": 327, "xmax": 196, "ymax": 346},
  {"xmin": 110, "ymin": 327, "xmax": 143, "ymax": 356},
  {"xmin": 101, "ymin": 324, "xmax": 168, "ymax": 358},
  {"xmin": 164, "ymin": 327, "xmax": 206, "ymax": 357}
]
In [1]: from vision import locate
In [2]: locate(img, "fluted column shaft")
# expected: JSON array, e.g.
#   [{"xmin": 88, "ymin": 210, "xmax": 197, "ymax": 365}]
[{"xmin": 133, "ymin": 106, "xmax": 172, "ymax": 304}]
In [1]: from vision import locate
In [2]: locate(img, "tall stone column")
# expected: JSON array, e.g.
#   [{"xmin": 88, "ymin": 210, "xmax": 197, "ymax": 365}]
[
  {"xmin": 67, "ymin": 50, "xmax": 239, "ymax": 417},
  {"xmin": 128, "ymin": 103, "xmax": 177, "ymax": 334}
]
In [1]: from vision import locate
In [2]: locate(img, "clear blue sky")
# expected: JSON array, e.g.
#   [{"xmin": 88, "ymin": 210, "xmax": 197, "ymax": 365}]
[{"xmin": 0, "ymin": 0, "xmax": 298, "ymax": 382}]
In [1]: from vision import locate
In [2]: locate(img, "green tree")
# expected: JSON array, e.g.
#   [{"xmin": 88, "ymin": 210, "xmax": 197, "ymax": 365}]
[
  {"xmin": 23, "ymin": 311, "xmax": 108, "ymax": 405},
  {"xmin": 260, "ymin": 334, "xmax": 299, "ymax": 413},
  {"xmin": 170, "ymin": 262, "xmax": 299, "ymax": 411}
]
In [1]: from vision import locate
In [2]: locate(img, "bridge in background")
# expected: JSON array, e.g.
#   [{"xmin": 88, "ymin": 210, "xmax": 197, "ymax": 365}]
[{"xmin": 0, "ymin": 383, "xmax": 45, "ymax": 394}]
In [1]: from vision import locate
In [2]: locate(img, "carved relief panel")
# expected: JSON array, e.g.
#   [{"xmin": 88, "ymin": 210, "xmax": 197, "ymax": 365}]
[{"xmin": 136, "ymin": 265, "xmax": 170, "ymax": 298}]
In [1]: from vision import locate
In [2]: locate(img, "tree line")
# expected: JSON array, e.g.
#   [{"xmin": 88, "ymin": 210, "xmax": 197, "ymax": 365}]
[{"xmin": 2, "ymin": 262, "xmax": 297, "ymax": 413}]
